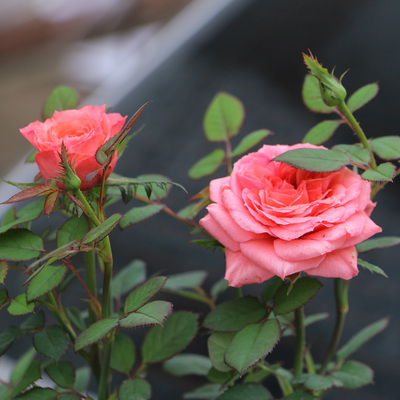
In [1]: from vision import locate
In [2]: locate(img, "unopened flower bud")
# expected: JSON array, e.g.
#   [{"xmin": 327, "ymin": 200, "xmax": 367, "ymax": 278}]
[
  {"xmin": 58, "ymin": 142, "xmax": 82, "ymax": 191},
  {"xmin": 62, "ymin": 168, "xmax": 82, "ymax": 191},
  {"xmin": 303, "ymin": 52, "xmax": 347, "ymax": 107}
]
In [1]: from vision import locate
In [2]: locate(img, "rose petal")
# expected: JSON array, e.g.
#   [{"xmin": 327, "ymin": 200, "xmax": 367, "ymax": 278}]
[
  {"xmin": 225, "ymin": 249, "xmax": 275, "ymax": 287},
  {"xmin": 209, "ymin": 177, "xmax": 230, "ymax": 203},
  {"xmin": 305, "ymin": 247, "xmax": 358, "ymax": 279},
  {"xmin": 199, "ymin": 211, "xmax": 240, "ymax": 252},
  {"xmin": 240, "ymin": 239, "xmax": 325, "ymax": 279}
]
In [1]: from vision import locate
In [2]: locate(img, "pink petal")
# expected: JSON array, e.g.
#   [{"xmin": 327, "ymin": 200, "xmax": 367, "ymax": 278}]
[
  {"xmin": 221, "ymin": 189, "xmax": 268, "ymax": 234},
  {"xmin": 199, "ymin": 211, "xmax": 240, "ymax": 252},
  {"xmin": 209, "ymin": 177, "xmax": 230, "ymax": 203},
  {"xmin": 225, "ymin": 249, "xmax": 276, "ymax": 287},
  {"xmin": 240, "ymin": 239, "xmax": 325, "ymax": 279},
  {"xmin": 305, "ymin": 247, "xmax": 358, "ymax": 279}
]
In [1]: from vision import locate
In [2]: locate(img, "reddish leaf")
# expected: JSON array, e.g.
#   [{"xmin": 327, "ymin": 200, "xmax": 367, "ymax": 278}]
[{"xmin": 2, "ymin": 182, "xmax": 57, "ymax": 205}]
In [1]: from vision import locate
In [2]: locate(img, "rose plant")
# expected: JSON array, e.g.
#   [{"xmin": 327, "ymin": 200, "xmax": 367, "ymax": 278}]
[{"xmin": 0, "ymin": 54, "xmax": 398, "ymax": 400}]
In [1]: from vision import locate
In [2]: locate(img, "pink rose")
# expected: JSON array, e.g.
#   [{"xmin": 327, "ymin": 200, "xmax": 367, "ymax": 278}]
[
  {"xmin": 200, "ymin": 144, "xmax": 382, "ymax": 287},
  {"xmin": 20, "ymin": 105, "xmax": 126, "ymax": 190}
]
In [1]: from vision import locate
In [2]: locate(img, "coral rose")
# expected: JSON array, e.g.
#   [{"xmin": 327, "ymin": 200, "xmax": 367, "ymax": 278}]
[
  {"xmin": 20, "ymin": 105, "xmax": 126, "ymax": 190},
  {"xmin": 200, "ymin": 144, "xmax": 382, "ymax": 287}
]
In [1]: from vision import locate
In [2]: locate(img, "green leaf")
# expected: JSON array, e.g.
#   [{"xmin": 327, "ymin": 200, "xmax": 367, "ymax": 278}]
[
  {"xmin": 42, "ymin": 85, "xmax": 79, "ymax": 119},
  {"xmin": 120, "ymin": 300, "xmax": 173, "ymax": 329},
  {"xmin": 332, "ymin": 144, "xmax": 371, "ymax": 165},
  {"xmin": 337, "ymin": 318, "xmax": 389, "ymax": 361},
  {"xmin": 304, "ymin": 312, "xmax": 329, "ymax": 328},
  {"xmin": 273, "ymin": 148, "xmax": 351, "ymax": 172},
  {"xmin": 189, "ymin": 149, "xmax": 225, "ymax": 180},
  {"xmin": 0, "ymin": 261, "xmax": 8, "ymax": 284},
  {"xmin": 57, "ymin": 215, "xmax": 89, "ymax": 247},
  {"xmin": 357, "ymin": 258, "xmax": 388, "ymax": 277},
  {"xmin": 111, "ymin": 259, "xmax": 146, "ymax": 298},
  {"xmin": 304, "ymin": 374, "xmax": 336, "ymax": 391},
  {"xmin": 163, "ymin": 354, "xmax": 212, "ymax": 377},
  {"xmin": 357, "ymin": 236, "xmax": 400, "ymax": 253},
  {"xmin": 0, "ymin": 288, "xmax": 9, "ymax": 310},
  {"xmin": 124, "ymin": 276, "xmax": 168, "ymax": 313},
  {"xmin": 208, "ymin": 332, "xmax": 235, "ymax": 372},
  {"xmin": 217, "ymin": 383, "xmax": 272, "ymax": 400},
  {"xmin": 33, "ymin": 326, "xmax": 68, "ymax": 360},
  {"xmin": 74, "ymin": 318, "xmax": 118, "ymax": 351},
  {"xmin": 8, "ymin": 294, "xmax": 35, "ymax": 316},
  {"xmin": 224, "ymin": 319, "xmax": 280, "ymax": 376},
  {"xmin": 73, "ymin": 366, "xmax": 91, "ymax": 394},
  {"xmin": 203, "ymin": 297, "xmax": 267, "ymax": 332},
  {"xmin": 302, "ymin": 120, "xmax": 342, "ymax": 145},
  {"xmin": 110, "ymin": 334, "xmax": 136, "ymax": 375},
  {"xmin": 142, "ymin": 311, "xmax": 198, "ymax": 364},
  {"xmin": 82, "ymin": 214, "xmax": 122, "ymax": 244},
  {"xmin": 45, "ymin": 361, "xmax": 75, "ymax": 388},
  {"xmin": 10, "ymin": 347, "xmax": 36, "ymax": 383},
  {"xmin": 20, "ymin": 310, "xmax": 45, "ymax": 331},
  {"xmin": 14, "ymin": 387, "xmax": 57, "ymax": 400},
  {"xmin": 107, "ymin": 173, "xmax": 181, "ymax": 200},
  {"xmin": 0, "ymin": 327, "xmax": 22, "ymax": 356},
  {"xmin": 0, "ymin": 199, "xmax": 45, "ymax": 234},
  {"xmin": 207, "ymin": 367, "xmax": 236, "ymax": 383},
  {"xmin": 347, "ymin": 83, "xmax": 379, "ymax": 112},
  {"xmin": 183, "ymin": 383, "xmax": 225, "ymax": 399},
  {"xmin": 302, "ymin": 75, "xmax": 335, "ymax": 114},
  {"xmin": 370, "ymin": 135, "xmax": 400, "ymax": 160},
  {"xmin": 361, "ymin": 162, "xmax": 395, "ymax": 181},
  {"xmin": 262, "ymin": 276, "xmax": 283, "ymax": 303},
  {"xmin": 332, "ymin": 361, "xmax": 373, "ymax": 389},
  {"xmin": 273, "ymin": 277, "xmax": 323, "ymax": 315},
  {"xmin": 27, "ymin": 264, "xmax": 67, "ymax": 301},
  {"xmin": 57, "ymin": 394, "xmax": 80, "ymax": 400},
  {"xmin": 210, "ymin": 279, "xmax": 229, "ymax": 301},
  {"xmin": 8, "ymin": 359, "xmax": 41, "ymax": 399},
  {"xmin": 119, "ymin": 204, "xmax": 165, "ymax": 229},
  {"xmin": 164, "ymin": 271, "xmax": 207, "ymax": 290},
  {"xmin": 231, "ymin": 129, "xmax": 272, "ymax": 157},
  {"xmin": 119, "ymin": 378, "xmax": 151, "ymax": 400},
  {"xmin": 0, "ymin": 229, "xmax": 44, "ymax": 261},
  {"xmin": 283, "ymin": 392, "xmax": 318, "ymax": 399},
  {"xmin": 204, "ymin": 92, "xmax": 244, "ymax": 142}
]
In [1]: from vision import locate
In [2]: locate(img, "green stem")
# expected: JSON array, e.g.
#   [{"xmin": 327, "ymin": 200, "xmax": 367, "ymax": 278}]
[
  {"xmin": 294, "ymin": 307, "xmax": 305, "ymax": 376},
  {"xmin": 319, "ymin": 279, "xmax": 349, "ymax": 374},
  {"xmin": 338, "ymin": 101, "xmax": 377, "ymax": 169},
  {"xmin": 75, "ymin": 188, "xmax": 114, "ymax": 396},
  {"xmin": 97, "ymin": 235, "xmax": 114, "ymax": 399},
  {"xmin": 47, "ymin": 292, "xmax": 76, "ymax": 342},
  {"xmin": 233, "ymin": 286, "xmax": 243, "ymax": 298},
  {"xmin": 84, "ymin": 248, "xmax": 98, "ymax": 322},
  {"xmin": 84, "ymin": 243, "xmax": 102, "ymax": 382},
  {"xmin": 98, "ymin": 332, "xmax": 114, "ymax": 400},
  {"xmin": 75, "ymin": 189, "xmax": 102, "ymax": 227},
  {"xmin": 225, "ymin": 138, "xmax": 233, "ymax": 175}
]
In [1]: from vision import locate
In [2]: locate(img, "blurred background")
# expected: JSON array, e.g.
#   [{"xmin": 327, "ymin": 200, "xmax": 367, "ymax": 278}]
[{"xmin": 1, "ymin": 1, "xmax": 399, "ymax": 399}]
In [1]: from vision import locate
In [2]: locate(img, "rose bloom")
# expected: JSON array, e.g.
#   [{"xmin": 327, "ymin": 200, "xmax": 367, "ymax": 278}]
[
  {"xmin": 200, "ymin": 144, "xmax": 382, "ymax": 287},
  {"xmin": 20, "ymin": 105, "xmax": 126, "ymax": 190}
]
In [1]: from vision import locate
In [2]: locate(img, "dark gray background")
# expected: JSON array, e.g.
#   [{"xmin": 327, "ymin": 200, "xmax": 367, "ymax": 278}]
[{"xmin": 110, "ymin": 0, "xmax": 400, "ymax": 399}]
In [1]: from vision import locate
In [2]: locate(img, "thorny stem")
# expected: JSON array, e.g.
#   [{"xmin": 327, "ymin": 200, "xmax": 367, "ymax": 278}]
[{"xmin": 319, "ymin": 279, "xmax": 349, "ymax": 374}]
